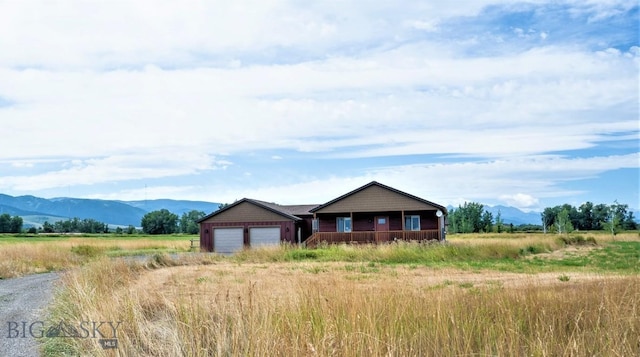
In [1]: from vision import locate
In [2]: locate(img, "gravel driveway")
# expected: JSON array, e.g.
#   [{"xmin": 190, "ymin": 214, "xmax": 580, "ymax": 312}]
[{"xmin": 0, "ymin": 273, "xmax": 59, "ymax": 357}]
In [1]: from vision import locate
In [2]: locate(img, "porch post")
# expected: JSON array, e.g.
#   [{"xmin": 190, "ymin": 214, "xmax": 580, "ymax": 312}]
[
  {"xmin": 401, "ymin": 210, "xmax": 405, "ymax": 240},
  {"xmin": 438, "ymin": 214, "xmax": 445, "ymax": 242},
  {"xmin": 350, "ymin": 211, "xmax": 353, "ymax": 241}
]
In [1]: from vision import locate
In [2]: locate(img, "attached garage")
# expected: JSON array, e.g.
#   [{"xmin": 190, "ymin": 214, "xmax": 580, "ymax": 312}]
[
  {"xmin": 198, "ymin": 198, "xmax": 315, "ymax": 253},
  {"xmin": 213, "ymin": 228, "xmax": 244, "ymax": 254},
  {"xmin": 250, "ymin": 227, "xmax": 281, "ymax": 247}
]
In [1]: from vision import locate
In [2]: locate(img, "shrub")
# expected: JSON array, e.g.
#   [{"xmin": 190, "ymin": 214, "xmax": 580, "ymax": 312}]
[
  {"xmin": 70, "ymin": 245, "xmax": 103, "ymax": 258},
  {"xmin": 559, "ymin": 235, "xmax": 598, "ymax": 245},
  {"xmin": 559, "ymin": 235, "xmax": 597, "ymax": 246},
  {"xmin": 146, "ymin": 253, "xmax": 178, "ymax": 268}
]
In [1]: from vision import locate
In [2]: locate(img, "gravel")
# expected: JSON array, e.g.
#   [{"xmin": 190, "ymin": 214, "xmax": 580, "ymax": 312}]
[{"xmin": 0, "ymin": 273, "xmax": 59, "ymax": 357}]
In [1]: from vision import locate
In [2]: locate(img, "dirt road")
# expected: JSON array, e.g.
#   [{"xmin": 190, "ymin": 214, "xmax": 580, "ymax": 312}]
[{"xmin": 0, "ymin": 273, "xmax": 59, "ymax": 357}]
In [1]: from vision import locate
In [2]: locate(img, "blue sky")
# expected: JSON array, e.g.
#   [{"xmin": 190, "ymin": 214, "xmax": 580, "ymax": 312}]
[{"xmin": 0, "ymin": 0, "xmax": 638, "ymax": 212}]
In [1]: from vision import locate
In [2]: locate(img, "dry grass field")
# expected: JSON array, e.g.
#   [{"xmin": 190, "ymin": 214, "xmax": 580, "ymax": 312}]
[
  {"xmin": 0, "ymin": 235, "xmax": 195, "ymax": 278},
  {"xmin": 40, "ymin": 232, "xmax": 639, "ymax": 356}
]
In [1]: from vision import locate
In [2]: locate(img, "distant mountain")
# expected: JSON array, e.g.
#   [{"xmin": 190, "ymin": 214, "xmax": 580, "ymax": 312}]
[
  {"xmin": 446, "ymin": 204, "xmax": 541, "ymax": 225},
  {"xmin": 0, "ymin": 194, "xmax": 221, "ymax": 228},
  {"xmin": 484, "ymin": 205, "xmax": 541, "ymax": 226},
  {"xmin": 0, "ymin": 203, "xmax": 51, "ymax": 217}
]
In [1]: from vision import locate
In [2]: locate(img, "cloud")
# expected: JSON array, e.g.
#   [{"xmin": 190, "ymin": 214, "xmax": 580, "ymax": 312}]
[
  {"xmin": 1, "ymin": 44, "xmax": 636, "ymax": 160},
  {"xmin": 10, "ymin": 161, "xmax": 34, "ymax": 168},
  {"xmin": 0, "ymin": 151, "xmax": 230, "ymax": 191},
  {"xmin": 499, "ymin": 193, "xmax": 540, "ymax": 209}
]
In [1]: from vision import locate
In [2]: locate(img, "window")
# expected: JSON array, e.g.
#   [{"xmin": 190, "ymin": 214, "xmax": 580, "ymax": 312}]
[
  {"xmin": 377, "ymin": 217, "xmax": 386, "ymax": 225},
  {"xmin": 405, "ymin": 215, "xmax": 420, "ymax": 231},
  {"xmin": 337, "ymin": 217, "xmax": 352, "ymax": 232},
  {"xmin": 312, "ymin": 219, "xmax": 319, "ymax": 233}
]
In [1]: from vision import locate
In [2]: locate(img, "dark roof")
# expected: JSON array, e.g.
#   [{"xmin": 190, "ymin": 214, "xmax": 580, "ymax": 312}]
[
  {"xmin": 309, "ymin": 181, "xmax": 447, "ymax": 214},
  {"xmin": 196, "ymin": 198, "xmax": 307, "ymax": 223},
  {"xmin": 250, "ymin": 200, "xmax": 318, "ymax": 217},
  {"xmin": 280, "ymin": 204, "xmax": 318, "ymax": 216}
]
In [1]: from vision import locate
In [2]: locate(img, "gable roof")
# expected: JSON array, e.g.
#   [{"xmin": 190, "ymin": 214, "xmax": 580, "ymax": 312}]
[
  {"xmin": 309, "ymin": 181, "xmax": 447, "ymax": 214},
  {"xmin": 197, "ymin": 198, "xmax": 304, "ymax": 223}
]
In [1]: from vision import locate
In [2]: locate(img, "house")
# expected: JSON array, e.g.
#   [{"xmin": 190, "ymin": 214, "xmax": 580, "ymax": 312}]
[{"xmin": 198, "ymin": 181, "xmax": 447, "ymax": 253}]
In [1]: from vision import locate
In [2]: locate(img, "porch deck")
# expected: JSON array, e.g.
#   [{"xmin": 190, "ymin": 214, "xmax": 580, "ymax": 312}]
[{"xmin": 304, "ymin": 230, "xmax": 440, "ymax": 247}]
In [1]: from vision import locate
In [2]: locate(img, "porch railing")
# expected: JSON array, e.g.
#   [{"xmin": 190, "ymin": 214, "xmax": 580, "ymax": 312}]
[{"xmin": 305, "ymin": 230, "xmax": 440, "ymax": 247}]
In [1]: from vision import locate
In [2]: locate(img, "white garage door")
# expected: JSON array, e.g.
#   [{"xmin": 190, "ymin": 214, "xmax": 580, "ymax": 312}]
[
  {"xmin": 214, "ymin": 228, "xmax": 244, "ymax": 254},
  {"xmin": 250, "ymin": 227, "xmax": 281, "ymax": 247}
]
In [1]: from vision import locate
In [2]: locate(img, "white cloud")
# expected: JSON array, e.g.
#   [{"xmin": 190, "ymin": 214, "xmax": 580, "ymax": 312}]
[
  {"xmin": 10, "ymin": 161, "xmax": 34, "ymax": 168},
  {"xmin": 1, "ymin": 44, "xmax": 635, "ymax": 161},
  {"xmin": 0, "ymin": 151, "xmax": 230, "ymax": 191},
  {"xmin": 499, "ymin": 193, "xmax": 540, "ymax": 209}
]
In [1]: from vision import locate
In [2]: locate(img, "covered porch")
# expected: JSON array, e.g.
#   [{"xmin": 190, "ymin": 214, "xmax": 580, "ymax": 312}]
[{"xmin": 305, "ymin": 210, "xmax": 445, "ymax": 247}]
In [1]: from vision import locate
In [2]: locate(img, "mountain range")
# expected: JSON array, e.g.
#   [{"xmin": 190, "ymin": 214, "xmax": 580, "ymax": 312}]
[{"xmin": 0, "ymin": 194, "xmax": 222, "ymax": 228}]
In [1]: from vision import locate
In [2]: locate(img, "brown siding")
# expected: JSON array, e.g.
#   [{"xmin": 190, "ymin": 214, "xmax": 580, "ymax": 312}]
[
  {"xmin": 318, "ymin": 215, "xmax": 339, "ymax": 232},
  {"xmin": 314, "ymin": 185, "xmax": 438, "ymax": 213},
  {"xmin": 201, "ymin": 201, "xmax": 290, "ymax": 223},
  {"xmin": 353, "ymin": 214, "xmax": 374, "ymax": 231}
]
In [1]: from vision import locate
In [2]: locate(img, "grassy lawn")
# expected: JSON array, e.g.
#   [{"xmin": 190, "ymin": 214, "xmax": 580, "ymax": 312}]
[{"xmin": 31, "ymin": 231, "xmax": 640, "ymax": 356}]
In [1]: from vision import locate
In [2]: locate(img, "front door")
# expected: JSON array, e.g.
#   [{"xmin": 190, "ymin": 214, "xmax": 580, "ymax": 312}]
[{"xmin": 374, "ymin": 216, "xmax": 390, "ymax": 242}]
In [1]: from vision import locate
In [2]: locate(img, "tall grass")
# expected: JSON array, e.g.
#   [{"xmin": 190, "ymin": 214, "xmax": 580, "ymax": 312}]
[
  {"xmin": 43, "ymin": 256, "xmax": 639, "ymax": 356},
  {"xmin": 0, "ymin": 236, "xmax": 197, "ymax": 278}
]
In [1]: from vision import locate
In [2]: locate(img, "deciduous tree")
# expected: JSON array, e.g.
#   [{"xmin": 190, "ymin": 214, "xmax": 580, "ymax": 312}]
[
  {"xmin": 180, "ymin": 210, "xmax": 206, "ymax": 234},
  {"xmin": 141, "ymin": 209, "xmax": 179, "ymax": 235}
]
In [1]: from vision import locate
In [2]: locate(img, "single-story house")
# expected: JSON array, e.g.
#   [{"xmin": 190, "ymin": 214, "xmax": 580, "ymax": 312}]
[{"xmin": 198, "ymin": 181, "xmax": 447, "ymax": 253}]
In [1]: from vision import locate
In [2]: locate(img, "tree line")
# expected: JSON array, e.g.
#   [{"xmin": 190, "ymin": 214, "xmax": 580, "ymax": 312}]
[
  {"xmin": 448, "ymin": 201, "xmax": 637, "ymax": 234},
  {"xmin": 39, "ymin": 217, "xmax": 109, "ymax": 233},
  {"xmin": 0, "ymin": 209, "xmax": 207, "ymax": 235},
  {"xmin": 540, "ymin": 201, "xmax": 636, "ymax": 234}
]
